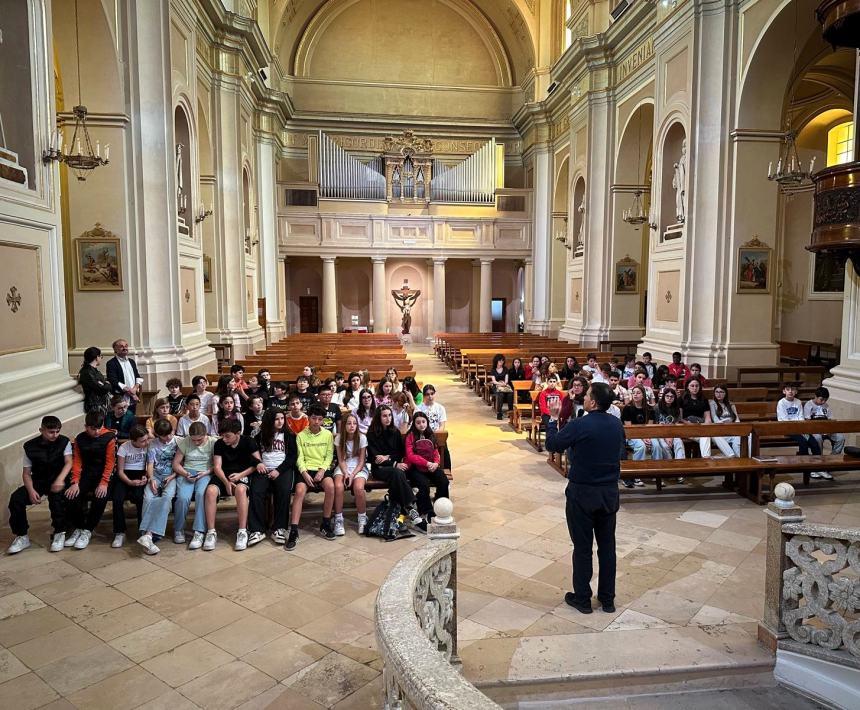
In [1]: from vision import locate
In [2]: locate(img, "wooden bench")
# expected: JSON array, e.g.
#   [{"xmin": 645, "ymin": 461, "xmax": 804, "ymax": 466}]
[{"xmin": 735, "ymin": 365, "xmax": 828, "ymax": 389}]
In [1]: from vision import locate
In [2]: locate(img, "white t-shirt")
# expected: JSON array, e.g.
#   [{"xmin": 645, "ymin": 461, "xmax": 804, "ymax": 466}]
[
  {"xmin": 118, "ymin": 440, "xmax": 149, "ymax": 471},
  {"xmin": 177, "ymin": 413, "xmax": 210, "ymax": 437},
  {"xmin": 335, "ymin": 432, "xmax": 367, "ymax": 471},
  {"xmin": 803, "ymin": 400, "xmax": 833, "ymax": 420},
  {"xmin": 417, "ymin": 402, "xmax": 447, "ymax": 432},
  {"xmin": 261, "ymin": 432, "xmax": 286, "ymax": 470},
  {"xmin": 392, "ymin": 408, "xmax": 411, "ymax": 431},
  {"xmin": 22, "ymin": 441, "xmax": 72, "ymax": 468}
]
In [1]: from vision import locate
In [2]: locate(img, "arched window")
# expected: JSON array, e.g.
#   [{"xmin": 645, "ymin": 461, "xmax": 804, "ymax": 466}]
[{"xmin": 826, "ymin": 121, "xmax": 854, "ymax": 167}]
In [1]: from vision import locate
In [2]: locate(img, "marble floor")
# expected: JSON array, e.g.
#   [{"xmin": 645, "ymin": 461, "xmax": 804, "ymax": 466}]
[{"xmin": 1, "ymin": 346, "xmax": 858, "ymax": 709}]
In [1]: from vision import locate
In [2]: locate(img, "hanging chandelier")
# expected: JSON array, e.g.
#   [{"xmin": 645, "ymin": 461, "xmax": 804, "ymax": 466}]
[
  {"xmin": 622, "ymin": 190, "xmax": 648, "ymax": 225},
  {"xmin": 42, "ymin": 0, "xmax": 109, "ymax": 181},
  {"xmin": 553, "ymin": 217, "xmax": 572, "ymax": 251},
  {"xmin": 767, "ymin": 130, "xmax": 815, "ymax": 186}
]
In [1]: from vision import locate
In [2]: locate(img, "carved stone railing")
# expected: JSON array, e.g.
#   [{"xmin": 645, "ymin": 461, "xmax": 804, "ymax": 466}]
[
  {"xmin": 376, "ymin": 499, "xmax": 500, "ymax": 710},
  {"xmin": 760, "ymin": 482, "xmax": 860, "ymax": 671}
]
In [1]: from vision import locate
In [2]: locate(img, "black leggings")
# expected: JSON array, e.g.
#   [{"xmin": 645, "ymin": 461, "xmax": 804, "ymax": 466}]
[
  {"xmin": 249, "ymin": 469, "xmax": 294, "ymax": 533},
  {"xmin": 113, "ymin": 473, "xmax": 146, "ymax": 534},
  {"xmin": 371, "ymin": 465, "xmax": 415, "ymax": 510},
  {"xmin": 408, "ymin": 468, "xmax": 450, "ymax": 517},
  {"xmin": 494, "ymin": 389, "xmax": 513, "ymax": 414}
]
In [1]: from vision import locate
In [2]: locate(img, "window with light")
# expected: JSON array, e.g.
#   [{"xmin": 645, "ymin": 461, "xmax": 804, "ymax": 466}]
[{"xmin": 826, "ymin": 122, "xmax": 854, "ymax": 167}]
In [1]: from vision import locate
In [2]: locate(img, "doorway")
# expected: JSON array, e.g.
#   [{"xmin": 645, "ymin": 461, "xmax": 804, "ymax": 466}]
[
  {"xmin": 299, "ymin": 296, "xmax": 319, "ymax": 333},
  {"xmin": 491, "ymin": 298, "xmax": 506, "ymax": 333}
]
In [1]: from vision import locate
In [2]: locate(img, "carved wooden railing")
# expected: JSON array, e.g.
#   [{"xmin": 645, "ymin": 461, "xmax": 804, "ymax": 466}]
[
  {"xmin": 760, "ymin": 482, "xmax": 860, "ymax": 667},
  {"xmin": 375, "ymin": 499, "xmax": 500, "ymax": 710}
]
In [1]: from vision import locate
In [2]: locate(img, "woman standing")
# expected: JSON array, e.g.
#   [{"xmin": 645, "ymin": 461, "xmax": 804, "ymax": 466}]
[{"xmin": 79, "ymin": 347, "xmax": 112, "ymax": 415}]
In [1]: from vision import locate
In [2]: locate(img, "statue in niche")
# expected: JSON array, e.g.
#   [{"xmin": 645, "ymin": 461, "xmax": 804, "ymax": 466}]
[
  {"xmin": 576, "ymin": 200, "xmax": 585, "ymax": 247},
  {"xmin": 672, "ymin": 139, "xmax": 687, "ymax": 224},
  {"xmin": 391, "ymin": 283, "xmax": 421, "ymax": 335}
]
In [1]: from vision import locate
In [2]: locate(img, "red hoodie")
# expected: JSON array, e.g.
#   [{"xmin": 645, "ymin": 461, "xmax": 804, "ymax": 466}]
[{"xmin": 404, "ymin": 431, "xmax": 440, "ymax": 471}]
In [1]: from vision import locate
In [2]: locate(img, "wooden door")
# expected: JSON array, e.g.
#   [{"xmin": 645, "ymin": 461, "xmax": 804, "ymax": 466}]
[
  {"xmin": 299, "ymin": 296, "xmax": 319, "ymax": 333},
  {"xmin": 491, "ymin": 298, "xmax": 506, "ymax": 333}
]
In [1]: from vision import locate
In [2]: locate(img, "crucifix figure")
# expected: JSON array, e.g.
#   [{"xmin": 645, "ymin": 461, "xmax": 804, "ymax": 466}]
[{"xmin": 391, "ymin": 283, "xmax": 421, "ymax": 335}]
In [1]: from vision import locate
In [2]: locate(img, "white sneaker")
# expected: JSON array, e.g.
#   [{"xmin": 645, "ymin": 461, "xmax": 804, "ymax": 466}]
[
  {"xmin": 7, "ymin": 535, "xmax": 30, "ymax": 554},
  {"xmin": 112, "ymin": 533, "xmax": 125, "ymax": 548},
  {"xmin": 820, "ymin": 471, "xmax": 833, "ymax": 480},
  {"xmin": 173, "ymin": 530, "xmax": 186, "ymax": 544},
  {"xmin": 333, "ymin": 519, "xmax": 345, "ymax": 537},
  {"xmin": 247, "ymin": 531, "xmax": 265, "ymax": 547},
  {"xmin": 271, "ymin": 528, "xmax": 287, "ymax": 544},
  {"xmin": 137, "ymin": 534, "xmax": 160, "ymax": 555},
  {"xmin": 74, "ymin": 530, "xmax": 92, "ymax": 549},
  {"xmin": 634, "ymin": 479, "xmax": 645, "ymax": 487},
  {"xmin": 64, "ymin": 529, "xmax": 82, "ymax": 547},
  {"xmin": 188, "ymin": 531, "xmax": 205, "ymax": 550},
  {"xmin": 357, "ymin": 514, "xmax": 368, "ymax": 535},
  {"xmin": 50, "ymin": 533, "xmax": 66, "ymax": 552},
  {"xmin": 203, "ymin": 530, "xmax": 217, "ymax": 551},
  {"xmin": 810, "ymin": 471, "xmax": 822, "ymax": 479},
  {"xmin": 235, "ymin": 530, "xmax": 249, "ymax": 551}
]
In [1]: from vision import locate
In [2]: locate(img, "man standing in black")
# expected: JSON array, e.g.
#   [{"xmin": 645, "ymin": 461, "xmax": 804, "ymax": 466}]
[{"xmin": 545, "ymin": 382, "xmax": 625, "ymax": 614}]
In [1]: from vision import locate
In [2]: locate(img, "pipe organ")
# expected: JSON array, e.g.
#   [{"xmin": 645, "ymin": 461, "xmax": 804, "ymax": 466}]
[
  {"xmin": 316, "ymin": 131, "xmax": 498, "ymax": 205},
  {"xmin": 318, "ymin": 131, "xmax": 386, "ymax": 200},
  {"xmin": 430, "ymin": 139, "xmax": 496, "ymax": 204}
]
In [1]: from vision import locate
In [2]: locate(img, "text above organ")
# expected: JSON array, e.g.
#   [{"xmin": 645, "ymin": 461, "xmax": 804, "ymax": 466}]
[{"xmin": 315, "ymin": 130, "xmax": 503, "ymax": 205}]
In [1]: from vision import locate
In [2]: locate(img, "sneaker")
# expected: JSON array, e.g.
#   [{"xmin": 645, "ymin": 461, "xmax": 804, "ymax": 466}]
[
  {"xmin": 321, "ymin": 521, "xmax": 336, "ymax": 540},
  {"xmin": 810, "ymin": 471, "xmax": 822, "ymax": 479},
  {"xmin": 203, "ymin": 530, "xmax": 217, "ymax": 551},
  {"xmin": 65, "ymin": 529, "xmax": 82, "ymax": 547},
  {"xmin": 407, "ymin": 507, "xmax": 422, "ymax": 525},
  {"xmin": 285, "ymin": 528, "xmax": 299, "ymax": 551},
  {"xmin": 357, "ymin": 514, "xmax": 368, "ymax": 535},
  {"xmin": 173, "ymin": 530, "xmax": 186, "ymax": 544},
  {"xmin": 7, "ymin": 535, "xmax": 30, "ymax": 554},
  {"xmin": 333, "ymin": 519, "xmax": 345, "ymax": 537},
  {"xmin": 600, "ymin": 601, "xmax": 616, "ymax": 613},
  {"xmin": 622, "ymin": 480, "xmax": 634, "ymax": 489},
  {"xmin": 50, "ymin": 533, "xmax": 66, "ymax": 552},
  {"xmin": 137, "ymin": 534, "xmax": 160, "ymax": 555},
  {"xmin": 820, "ymin": 471, "xmax": 834, "ymax": 480},
  {"xmin": 634, "ymin": 479, "xmax": 645, "ymax": 487},
  {"xmin": 271, "ymin": 528, "xmax": 287, "ymax": 545},
  {"xmin": 412, "ymin": 519, "xmax": 428, "ymax": 534},
  {"xmin": 74, "ymin": 530, "xmax": 92, "ymax": 550},
  {"xmin": 247, "ymin": 531, "xmax": 265, "ymax": 547},
  {"xmin": 676, "ymin": 478, "xmax": 685, "ymax": 484},
  {"xmin": 564, "ymin": 592, "xmax": 593, "ymax": 614},
  {"xmin": 188, "ymin": 531, "xmax": 205, "ymax": 550},
  {"xmin": 235, "ymin": 530, "xmax": 249, "ymax": 551},
  {"xmin": 112, "ymin": 533, "xmax": 125, "ymax": 548}
]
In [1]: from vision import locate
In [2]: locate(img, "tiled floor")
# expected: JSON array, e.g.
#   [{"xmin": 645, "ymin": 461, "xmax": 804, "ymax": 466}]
[{"xmin": 1, "ymin": 346, "xmax": 858, "ymax": 709}]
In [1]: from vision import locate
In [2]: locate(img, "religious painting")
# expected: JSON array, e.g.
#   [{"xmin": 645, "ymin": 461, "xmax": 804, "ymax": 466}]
[
  {"xmin": 75, "ymin": 225, "xmax": 122, "ymax": 291},
  {"xmin": 615, "ymin": 256, "xmax": 639, "ymax": 294},
  {"xmin": 203, "ymin": 255, "xmax": 213, "ymax": 292},
  {"xmin": 737, "ymin": 238, "xmax": 771, "ymax": 294},
  {"xmin": 812, "ymin": 251, "xmax": 845, "ymax": 294}
]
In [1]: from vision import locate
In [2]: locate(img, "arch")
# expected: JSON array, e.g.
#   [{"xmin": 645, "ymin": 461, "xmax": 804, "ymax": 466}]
[
  {"xmin": 293, "ymin": 0, "xmax": 514, "ymax": 87},
  {"xmin": 553, "ymin": 155, "xmax": 570, "ymax": 213},
  {"xmin": 196, "ymin": 99, "xmax": 213, "ymax": 177},
  {"xmin": 173, "ymin": 104, "xmax": 194, "ymax": 229}
]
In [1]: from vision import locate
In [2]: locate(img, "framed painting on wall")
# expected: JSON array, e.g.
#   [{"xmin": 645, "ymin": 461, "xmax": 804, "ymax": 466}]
[
  {"xmin": 736, "ymin": 238, "xmax": 771, "ymax": 294},
  {"xmin": 615, "ymin": 256, "xmax": 639, "ymax": 294},
  {"xmin": 203, "ymin": 255, "xmax": 213, "ymax": 292},
  {"xmin": 75, "ymin": 224, "xmax": 122, "ymax": 291}
]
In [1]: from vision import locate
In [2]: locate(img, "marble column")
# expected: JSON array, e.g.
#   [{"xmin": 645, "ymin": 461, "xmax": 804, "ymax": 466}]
[
  {"xmin": 523, "ymin": 257, "xmax": 534, "ymax": 327},
  {"xmin": 433, "ymin": 257, "xmax": 447, "ymax": 334},
  {"xmin": 372, "ymin": 256, "xmax": 388, "ymax": 333},
  {"xmin": 322, "ymin": 256, "xmax": 337, "ymax": 333},
  {"xmin": 479, "ymin": 258, "xmax": 493, "ymax": 332},
  {"xmin": 824, "ymin": 260, "xmax": 860, "ymax": 418},
  {"xmin": 470, "ymin": 260, "xmax": 481, "ymax": 331},
  {"xmin": 256, "ymin": 135, "xmax": 285, "ymax": 343},
  {"xmin": 529, "ymin": 146, "xmax": 552, "ymax": 333}
]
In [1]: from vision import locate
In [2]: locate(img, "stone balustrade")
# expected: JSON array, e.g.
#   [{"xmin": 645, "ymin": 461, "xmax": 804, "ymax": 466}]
[{"xmin": 375, "ymin": 499, "xmax": 500, "ymax": 710}]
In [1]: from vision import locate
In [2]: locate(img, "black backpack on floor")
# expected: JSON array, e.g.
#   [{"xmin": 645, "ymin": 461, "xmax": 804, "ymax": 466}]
[{"xmin": 365, "ymin": 495, "xmax": 415, "ymax": 541}]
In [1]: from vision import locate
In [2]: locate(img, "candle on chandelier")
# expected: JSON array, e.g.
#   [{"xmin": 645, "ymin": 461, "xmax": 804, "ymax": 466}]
[{"xmin": 104, "ymin": 144, "xmax": 110, "ymax": 161}]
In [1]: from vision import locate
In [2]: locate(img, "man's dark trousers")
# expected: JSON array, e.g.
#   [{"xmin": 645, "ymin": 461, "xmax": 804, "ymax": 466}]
[{"xmin": 565, "ymin": 482, "xmax": 619, "ymax": 606}]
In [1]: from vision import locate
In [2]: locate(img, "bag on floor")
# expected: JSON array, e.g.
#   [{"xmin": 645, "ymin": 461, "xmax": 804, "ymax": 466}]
[{"xmin": 365, "ymin": 495, "xmax": 414, "ymax": 541}]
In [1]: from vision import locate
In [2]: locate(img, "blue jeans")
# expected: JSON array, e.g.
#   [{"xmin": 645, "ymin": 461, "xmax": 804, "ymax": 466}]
[
  {"xmin": 139, "ymin": 477, "xmax": 177, "ymax": 537},
  {"xmin": 174, "ymin": 472, "xmax": 211, "ymax": 534},
  {"xmin": 652, "ymin": 438, "xmax": 685, "ymax": 459},
  {"xmin": 627, "ymin": 439, "xmax": 648, "ymax": 461}
]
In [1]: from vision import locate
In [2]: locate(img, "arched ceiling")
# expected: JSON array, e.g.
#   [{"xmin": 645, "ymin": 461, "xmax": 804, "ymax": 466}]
[{"xmin": 270, "ymin": 0, "xmax": 536, "ymax": 87}]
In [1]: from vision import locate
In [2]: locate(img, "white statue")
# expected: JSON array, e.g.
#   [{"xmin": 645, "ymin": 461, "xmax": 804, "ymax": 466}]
[
  {"xmin": 576, "ymin": 200, "xmax": 585, "ymax": 246},
  {"xmin": 175, "ymin": 143, "xmax": 184, "ymax": 194},
  {"xmin": 672, "ymin": 139, "xmax": 686, "ymax": 224}
]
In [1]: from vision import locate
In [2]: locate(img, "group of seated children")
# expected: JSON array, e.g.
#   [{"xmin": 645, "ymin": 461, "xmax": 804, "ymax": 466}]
[
  {"xmin": 6, "ymin": 363, "xmax": 451, "ymax": 556},
  {"xmin": 484, "ymin": 351, "xmax": 846, "ymax": 489}
]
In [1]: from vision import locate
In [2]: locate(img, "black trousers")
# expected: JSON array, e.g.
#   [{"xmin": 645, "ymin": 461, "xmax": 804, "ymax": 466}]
[
  {"xmin": 565, "ymin": 483, "xmax": 619, "ymax": 605},
  {"xmin": 249, "ymin": 469, "xmax": 294, "ymax": 533},
  {"xmin": 372, "ymin": 465, "xmax": 415, "ymax": 509},
  {"xmin": 8, "ymin": 483, "xmax": 66, "ymax": 536},
  {"xmin": 790, "ymin": 434, "xmax": 822, "ymax": 455},
  {"xmin": 407, "ymin": 468, "xmax": 450, "ymax": 516},
  {"xmin": 494, "ymin": 389, "xmax": 513, "ymax": 413},
  {"xmin": 112, "ymin": 473, "xmax": 146, "ymax": 534},
  {"xmin": 67, "ymin": 478, "xmax": 110, "ymax": 532}
]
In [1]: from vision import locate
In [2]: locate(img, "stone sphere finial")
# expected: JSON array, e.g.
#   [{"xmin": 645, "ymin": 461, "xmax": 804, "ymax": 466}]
[
  {"xmin": 774, "ymin": 482, "xmax": 796, "ymax": 508},
  {"xmin": 433, "ymin": 498, "xmax": 454, "ymax": 525}
]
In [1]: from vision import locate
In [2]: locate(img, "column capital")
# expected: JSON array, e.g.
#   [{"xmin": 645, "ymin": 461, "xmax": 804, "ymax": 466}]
[
  {"xmin": 371, "ymin": 256, "xmax": 387, "ymax": 264},
  {"xmin": 432, "ymin": 257, "xmax": 447, "ymax": 265},
  {"xmin": 523, "ymin": 257, "xmax": 534, "ymax": 266},
  {"xmin": 480, "ymin": 257, "xmax": 495, "ymax": 265},
  {"xmin": 321, "ymin": 256, "xmax": 337, "ymax": 264}
]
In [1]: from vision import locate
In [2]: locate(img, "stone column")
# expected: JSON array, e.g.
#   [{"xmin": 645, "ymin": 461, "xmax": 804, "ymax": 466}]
[
  {"xmin": 433, "ymin": 257, "xmax": 447, "ymax": 335},
  {"xmin": 824, "ymin": 259, "xmax": 860, "ymax": 419},
  {"xmin": 523, "ymin": 257, "xmax": 534, "ymax": 327},
  {"xmin": 255, "ymin": 133, "xmax": 285, "ymax": 343},
  {"xmin": 470, "ymin": 260, "xmax": 481, "ymax": 331},
  {"xmin": 321, "ymin": 256, "xmax": 338, "ymax": 333},
  {"xmin": 530, "ymin": 146, "xmax": 552, "ymax": 333},
  {"xmin": 372, "ymin": 256, "xmax": 388, "ymax": 333},
  {"xmin": 479, "ymin": 258, "xmax": 493, "ymax": 333}
]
